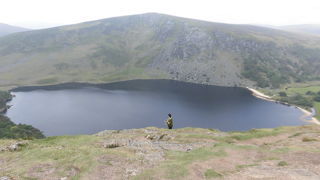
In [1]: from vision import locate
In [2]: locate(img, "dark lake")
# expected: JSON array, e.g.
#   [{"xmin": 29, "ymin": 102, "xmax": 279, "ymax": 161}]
[{"xmin": 6, "ymin": 80, "xmax": 306, "ymax": 136}]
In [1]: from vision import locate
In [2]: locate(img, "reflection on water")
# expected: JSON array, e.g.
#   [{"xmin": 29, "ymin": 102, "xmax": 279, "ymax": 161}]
[{"xmin": 7, "ymin": 80, "xmax": 305, "ymax": 136}]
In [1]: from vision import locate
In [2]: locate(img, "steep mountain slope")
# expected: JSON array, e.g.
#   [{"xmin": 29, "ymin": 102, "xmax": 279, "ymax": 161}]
[
  {"xmin": 0, "ymin": 23, "xmax": 29, "ymax": 37},
  {"xmin": 1, "ymin": 13, "xmax": 320, "ymax": 88}
]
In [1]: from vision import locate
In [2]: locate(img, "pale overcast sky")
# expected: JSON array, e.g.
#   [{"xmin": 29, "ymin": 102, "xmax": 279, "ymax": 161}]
[{"xmin": 1, "ymin": 0, "xmax": 320, "ymax": 29}]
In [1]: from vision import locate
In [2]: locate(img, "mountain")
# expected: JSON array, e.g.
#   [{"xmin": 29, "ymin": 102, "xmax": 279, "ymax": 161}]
[
  {"xmin": 0, "ymin": 13, "xmax": 320, "ymax": 88},
  {"xmin": 279, "ymin": 24, "xmax": 320, "ymax": 36},
  {"xmin": 0, "ymin": 23, "xmax": 29, "ymax": 37}
]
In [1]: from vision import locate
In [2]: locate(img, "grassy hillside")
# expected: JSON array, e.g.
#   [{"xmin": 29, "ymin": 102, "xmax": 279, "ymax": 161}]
[
  {"xmin": 1, "ymin": 126, "xmax": 320, "ymax": 179},
  {"xmin": 1, "ymin": 13, "xmax": 320, "ymax": 89}
]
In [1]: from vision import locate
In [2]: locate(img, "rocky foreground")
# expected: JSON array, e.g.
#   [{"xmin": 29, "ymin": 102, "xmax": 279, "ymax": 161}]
[{"xmin": 1, "ymin": 125, "xmax": 320, "ymax": 180}]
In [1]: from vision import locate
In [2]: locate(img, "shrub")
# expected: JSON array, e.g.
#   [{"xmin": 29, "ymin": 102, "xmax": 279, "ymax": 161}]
[
  {"xmin": 302, "ymin": 137, "xmax": 317, "ymax": 142},
  {"xmin": 278, "ymin": 161, "xmax": 288, "ymax": 166},
  {"xmin": 279, "ymin": 92, "xmax": 287, "ymax": 97},
  {"xmin": 281, "ymin": 94, "xmax": 313, "ymax": 107},
  {"xmin": 229, "ymin": 128, "xmax": 280, "ymax": 141},
  {"xmin": 0, "ymin": 115, "xmax": 45, "ymax": 139},
  {"xmin": 306, "ymin": 91, "xmax": 316, "ymax": 96},
  {"xmin": 104, "ymin": 142, "xmax": 121, "ymax": 148},
  {"xmin": 314, "ymin": 96, "xmax": 320, "ymax": 102}
]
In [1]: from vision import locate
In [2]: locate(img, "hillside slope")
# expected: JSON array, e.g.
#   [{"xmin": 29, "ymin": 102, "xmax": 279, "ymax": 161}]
[
  {"xmin": 1, "ymin": 126, "xmax": 320, "ymax": 179},
  {"xmin": 1, "ymin": 13, "xmax": 320, "ymax": 88},
  {"xmin": 0, "ymin": 23, "xmax": 28, "ymax": 37}
]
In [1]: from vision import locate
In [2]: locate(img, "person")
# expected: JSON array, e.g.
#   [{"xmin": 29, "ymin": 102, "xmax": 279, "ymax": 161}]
[{"xmin": 165, "ymin": 113, "xmax": 173, "ymax": 129}]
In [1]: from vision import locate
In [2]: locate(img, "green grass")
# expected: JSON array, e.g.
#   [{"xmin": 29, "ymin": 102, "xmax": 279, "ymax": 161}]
[
  {"xmin": 213, "ymin": 142, "xmax": 257, "ymax": 150},
  {"xmin": 163, "ymin": 148, "xmax": 227, "ymax": 179},
  {"xmin": 0, "ymin": 135, "xmax": 133, "ymax": 179},
  {"xmin": 133, "ymin": 146, "xmax": 227, "ymax": 179},
  {"xmin": 134, "ymin": 140, "xmax": 262, "ymax": 179},
  {"xmin": 183, "ymin": 133, "xmax": 216, "ymax": 139},
  {"xmin": 272, "ymin": 147, "xmax": 291, "ymax": 153},
  {"xmin": 264, "ymin": 157, "xmax": 280, "ymax": 160},
  {"xmin": 288, "ymin": 132, "xmax": 304, "ymax": 138},
  {"xmin": 216, "ymin": 128, "xmax": 282, "ymax": 142},
  {"xmin": 236, "ymin": 163, "xmax": 258, "ymax": 169},
  {"xmin": 204, "ymin": 169, "xmax": 222, "ymax": 179},
  {"xmin": 285, "ymin": 85, "xmax": 320, "ymax": 95},
  {"xmin": 314, "ymin": 102, "xmax": 320, "ymax": 119},
  {"xmin": 36, "ymin": 77, "xmax": 58, "ymax": 85}
]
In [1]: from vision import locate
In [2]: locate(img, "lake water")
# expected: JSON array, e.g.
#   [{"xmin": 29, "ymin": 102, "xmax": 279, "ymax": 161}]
[{"xmin": 6, "ymin": 80, "xmax": 306, "ymax": 136}]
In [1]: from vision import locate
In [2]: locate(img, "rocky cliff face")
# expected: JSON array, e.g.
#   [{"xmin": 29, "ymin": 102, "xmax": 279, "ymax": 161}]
[{"xmin": 150, "ymin": 22, "xmax": 252, "ymax": 86}]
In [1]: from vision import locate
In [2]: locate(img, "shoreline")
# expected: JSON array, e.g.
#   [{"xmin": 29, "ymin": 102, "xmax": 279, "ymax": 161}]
[{"xmin": 247, "ymin": 87, "xmax": 320, "ymax": 125}]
